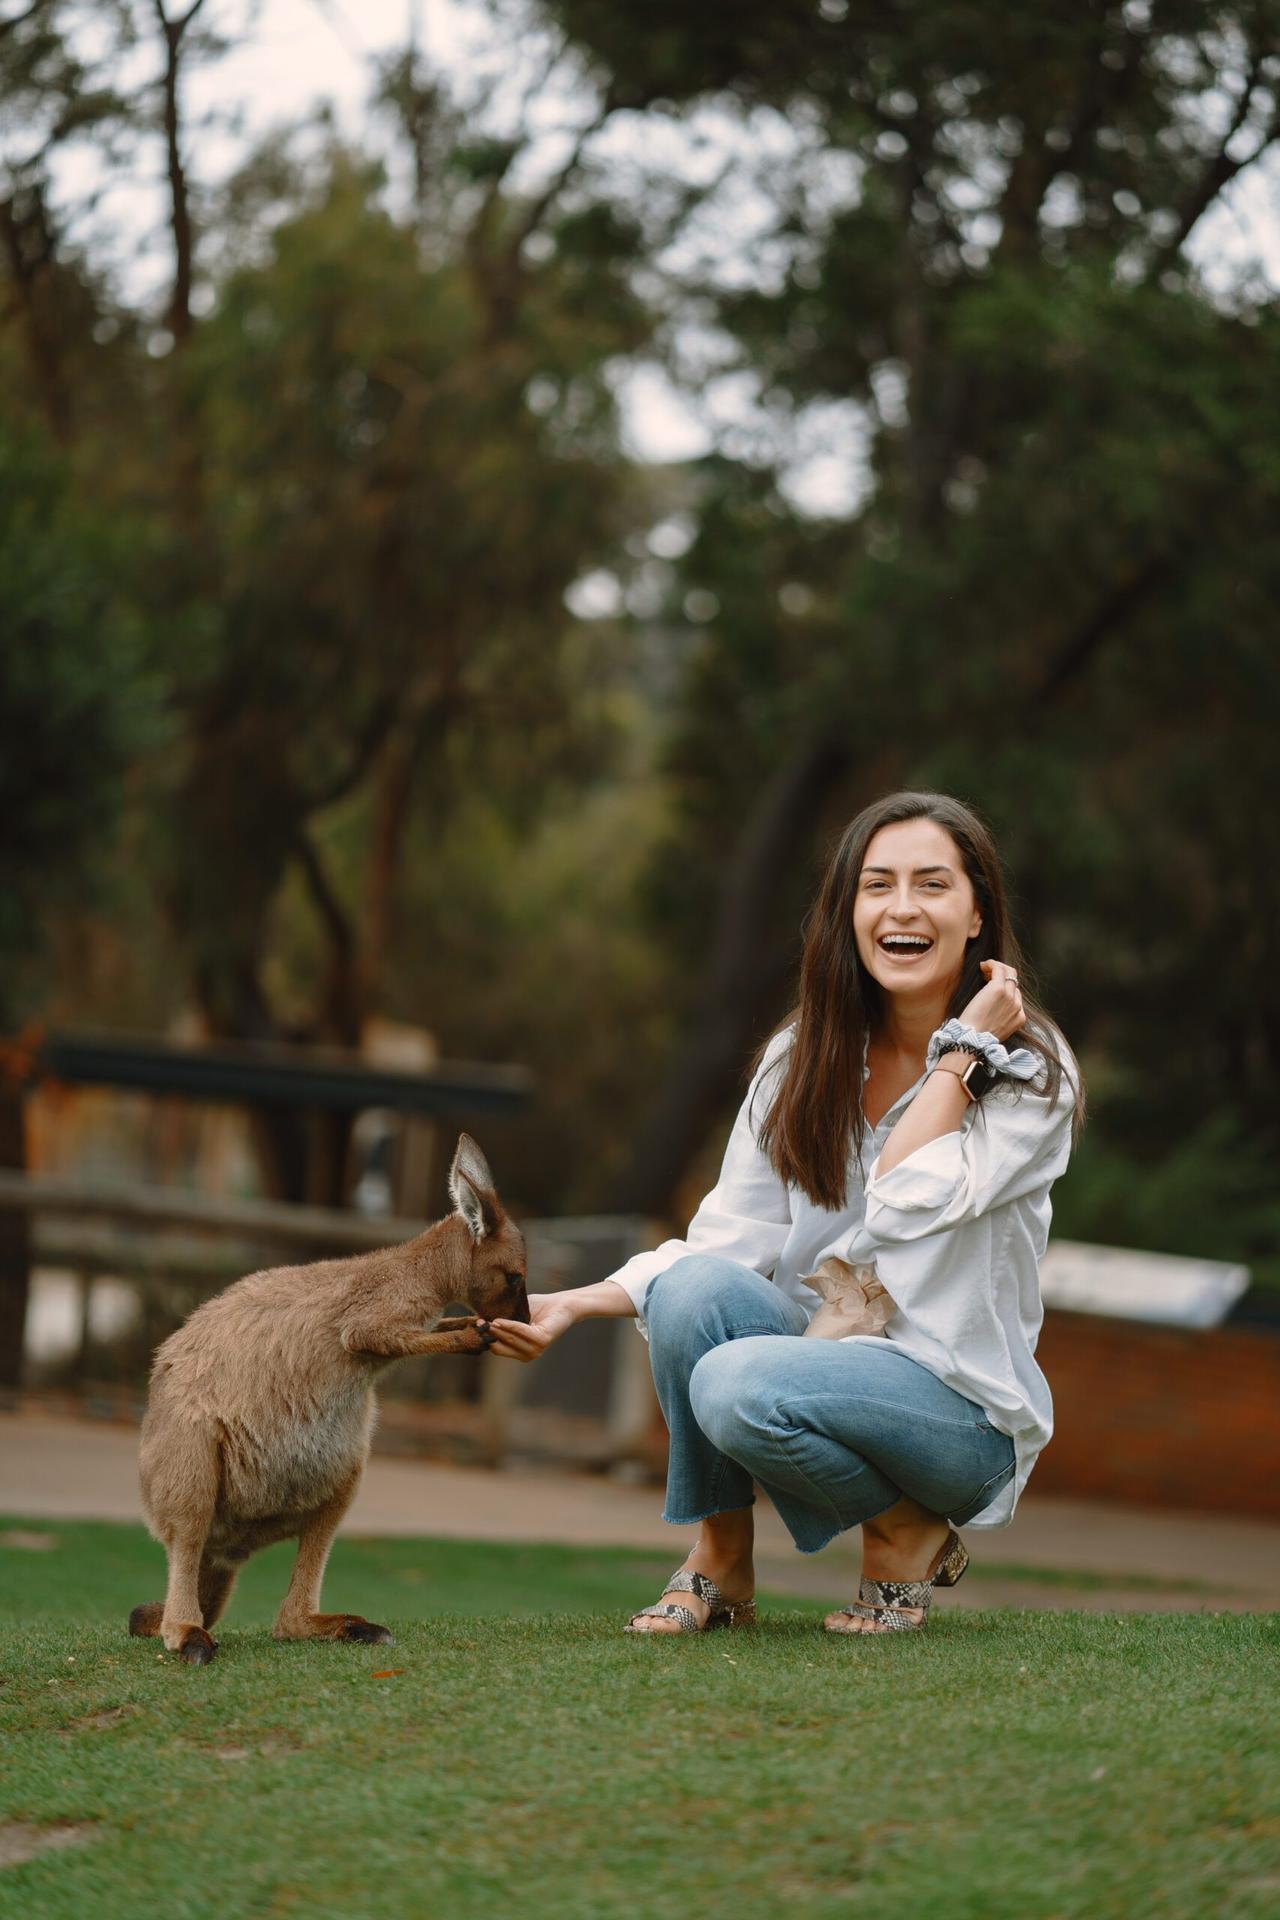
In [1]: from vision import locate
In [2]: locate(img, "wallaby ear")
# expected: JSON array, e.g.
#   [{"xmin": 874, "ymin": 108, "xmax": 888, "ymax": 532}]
[{"xmin": 449, "ymin": 1133, "xmax": 499, "ymax": 1243}]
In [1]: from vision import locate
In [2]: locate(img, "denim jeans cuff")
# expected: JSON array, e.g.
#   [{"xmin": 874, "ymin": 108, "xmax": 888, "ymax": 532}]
[{"xmin": 660, "ymin": 1497, "xmax": 756, "ymax": 1527}]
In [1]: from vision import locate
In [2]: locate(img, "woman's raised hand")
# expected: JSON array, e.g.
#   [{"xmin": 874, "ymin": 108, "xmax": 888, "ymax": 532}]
[
  {"xmin": 958, "ymin": 959, "xmax": 1025, "ymax": 1043},
  {"xmin": 485, "ymin": 1291, "xmax": 579, "ymax": 1363}
]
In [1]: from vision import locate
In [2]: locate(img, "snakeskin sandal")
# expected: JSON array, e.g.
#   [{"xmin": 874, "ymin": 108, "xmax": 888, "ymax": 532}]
[
  {"xmin": 624, "ymin": 1567, "xmax": 757, "ymax": 1634},
  {"xmin": 825, "ymin": 1528, "xmax": 970, "ymax": 1635}
]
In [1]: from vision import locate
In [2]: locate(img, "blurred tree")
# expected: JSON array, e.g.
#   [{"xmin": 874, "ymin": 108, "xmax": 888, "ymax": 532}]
[
  {"xmin": 149, "ymin": 139, "xmax": 652, "ymax": 1195},
  {"xmin": 535, "ymin": 0, "xmax": 1280, "ymax": 1227},
  {"xmin": 1, "ymin": 4, "xmax": 662, "ymax": 1202},
  {"xmin": 0, "ymin": 422, "xmax": 153, "ymax": 1381}
]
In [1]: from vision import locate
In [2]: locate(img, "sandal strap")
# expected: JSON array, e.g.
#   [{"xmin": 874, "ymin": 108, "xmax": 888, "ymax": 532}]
[
  {"xmin": 859, "ymin": 1575, "xmax": 933, "ymax": 1611},
  {"xmin": 662, "ymin": 1568, "xmax": 727, "ymax": 1611},
  {"xmin": 625, "ymin": 1567, "xmax": 748, "ymax": 1634},
  {"xmin": 628, "ymin": 1602, "xmax": 700, "ymax": 1631},
  {"xmin": 833, "ymin": 1598, "xmax": 928, "ymax": 1631}
]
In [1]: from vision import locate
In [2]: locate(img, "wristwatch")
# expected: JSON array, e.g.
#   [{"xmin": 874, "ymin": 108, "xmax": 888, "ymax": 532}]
[{"xmin": 931, "ymin": 1042, "xmax": 998, "ymax": 1103}]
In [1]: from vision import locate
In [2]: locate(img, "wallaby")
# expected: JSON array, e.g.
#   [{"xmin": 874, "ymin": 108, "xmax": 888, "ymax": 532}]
[{"xmin": 129, "ymin": 1134, "xmax": 527, "ymax": 1666}]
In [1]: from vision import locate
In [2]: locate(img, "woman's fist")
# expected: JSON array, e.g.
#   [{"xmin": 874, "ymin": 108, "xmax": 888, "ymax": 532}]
[{"xmin": 958, "ymin": 959, "xmax": 1025, "ymax": 1043}]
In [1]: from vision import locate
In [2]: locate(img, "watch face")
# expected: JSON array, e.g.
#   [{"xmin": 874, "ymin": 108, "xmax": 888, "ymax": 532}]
[{"xmin": 962, "ymin": 1059, "xmax": 997, "ymax": 1099}]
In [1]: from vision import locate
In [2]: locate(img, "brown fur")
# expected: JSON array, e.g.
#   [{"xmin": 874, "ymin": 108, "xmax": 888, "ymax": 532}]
[{"xmin": 131, "ymin": 1135, "xmax": 527, "ymax": 1664}]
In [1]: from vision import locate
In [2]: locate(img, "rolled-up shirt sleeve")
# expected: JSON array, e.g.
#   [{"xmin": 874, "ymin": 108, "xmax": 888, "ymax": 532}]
[
  {"xmin": 865, "ymin": 1052, "xmax": 1079, "ymax": 1244},
  {"xmin": 605, "ymin": 1031, "xmax": 794, "ymax": 1324}
]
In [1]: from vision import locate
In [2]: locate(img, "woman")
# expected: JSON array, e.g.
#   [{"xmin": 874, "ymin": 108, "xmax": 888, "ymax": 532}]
[{"xmin": 488, "ymin": 791, "xmax": 1085, "ymax": 1635}]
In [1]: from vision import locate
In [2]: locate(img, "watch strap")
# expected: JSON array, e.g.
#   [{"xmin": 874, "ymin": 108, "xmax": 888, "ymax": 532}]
[{"xmin": 930, "ymin": 1047, "xmax": 998, "ymax": 1102}]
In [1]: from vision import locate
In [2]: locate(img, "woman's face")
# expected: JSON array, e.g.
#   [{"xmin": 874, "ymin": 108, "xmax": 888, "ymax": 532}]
[{"xmin": 852, "ymin": 819, "xmax": 982, "ymax": 1003}]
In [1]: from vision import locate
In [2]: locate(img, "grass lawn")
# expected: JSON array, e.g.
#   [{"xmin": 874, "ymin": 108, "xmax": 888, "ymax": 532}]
[{"xmin": 1, "ymin": 1519, "xmax": 1277, "ymax": 1920}]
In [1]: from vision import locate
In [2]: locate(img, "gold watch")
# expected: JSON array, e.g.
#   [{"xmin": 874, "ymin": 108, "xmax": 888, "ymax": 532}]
[{"xmin": 932, "ymin": 1048, "xmax": 998, "ymax": 1103}]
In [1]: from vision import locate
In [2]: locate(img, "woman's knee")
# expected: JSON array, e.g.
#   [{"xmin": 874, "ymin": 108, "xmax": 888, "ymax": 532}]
[{"xmin": 688, "ymin": 1339, "xmax": 777, "ymax": 1453}]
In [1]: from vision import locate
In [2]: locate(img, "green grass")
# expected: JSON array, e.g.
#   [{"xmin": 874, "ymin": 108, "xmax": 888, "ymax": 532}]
[
  {"xmin": 1, "ymin": 1521, "xmax": 1277, "ymax": 1920},
  {"xmin": 0, "ymin": 1517, "xmax": 749, "ymax": 1629}
]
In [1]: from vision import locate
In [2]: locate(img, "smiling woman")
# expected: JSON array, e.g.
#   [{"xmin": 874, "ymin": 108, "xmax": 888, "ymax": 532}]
[{"xmin": 486, "ymin": 791, "xmax": 1086, "ymax": 1639}]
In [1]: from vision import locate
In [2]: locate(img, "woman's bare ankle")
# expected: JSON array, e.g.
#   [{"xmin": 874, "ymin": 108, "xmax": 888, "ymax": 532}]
[
  {"xmin": 690, "ymin": 1510, "xmax": 754, "ymax": 1588},
  {"xmin": 860, "ymin": 1496, "xmax": 950, "ymax": 1581}
]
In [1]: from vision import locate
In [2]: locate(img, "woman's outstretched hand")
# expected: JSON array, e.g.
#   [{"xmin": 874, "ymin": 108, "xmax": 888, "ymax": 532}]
[
  {"xmin": 958, "ymin": 959, "xmax": 1025, "ymax": 1043},
  {"xmin": 485, "ymin": 1291, "xmax": 579, "ymax": 1363}
]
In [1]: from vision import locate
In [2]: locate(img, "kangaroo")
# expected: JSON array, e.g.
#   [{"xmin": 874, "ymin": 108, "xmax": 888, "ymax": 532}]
[{"xmin": 129, "ymin": 1134, "xmax": 527, "ymax": 1665}]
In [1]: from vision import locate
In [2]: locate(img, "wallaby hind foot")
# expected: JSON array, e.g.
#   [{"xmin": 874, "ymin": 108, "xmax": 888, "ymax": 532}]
[{"xmin": 273, "ymin": 1612, "xmax": 393, "ymax": 1645}]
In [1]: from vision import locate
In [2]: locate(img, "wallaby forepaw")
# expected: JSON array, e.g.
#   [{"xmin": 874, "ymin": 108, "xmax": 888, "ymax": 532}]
[
  {"xmin": 129, "ymin": 1602, "xmax": 163, "ymax": 1638},
  {"xmin": 177, "ymin": 1627, "xmax": 218, "ymax": 1666},
  {"xmin": 339, "ymin": 1618, "xmax": 393, "ymax": 1645}
]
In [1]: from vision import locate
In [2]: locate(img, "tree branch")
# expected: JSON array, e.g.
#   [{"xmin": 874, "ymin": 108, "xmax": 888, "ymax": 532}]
[
  {"xmin": 1030, "ymin": 548, "xmax": 1172, "ymax": 714},
  {"xmin": 466, "ymin": 85, "xmax": 619, "ymax": 342},
  {"xmin": 151, "ymin": 0, "xmax": 208, "ymax": 346},
  {"xmin": 502, "ymin": 86, "xmax": 618, "ymax": 267},
  {"xmin": 292, "ymin": 825, "xmax": 361, "ymax": 1044},
  {"xmin": 1143, "ymin": 47, "xmax": 1279, "ymax": 281},
  {"xmin": 0, "ymin": 187, "xmax": 71, "ymax": 441},
  {"xmin": 994, "ymin": 15, "xmax": 1146, "ymax": 258},
  {"xmin": 464, "ymin": 37, "xmax": 569, "ymax": 263},
  {"xmin": 301, "ymin": 692, "xmax": 400, "ymax": 812},
  {"xmin": 361, "ymin": 678, "xmax": 459, "ymax": 1003}
]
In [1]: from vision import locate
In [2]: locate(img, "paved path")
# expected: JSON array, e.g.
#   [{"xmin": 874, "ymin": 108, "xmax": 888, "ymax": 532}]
[{"xmin": 3, "ymin": 1409, "xmax": 1277, "ymax": 1612}]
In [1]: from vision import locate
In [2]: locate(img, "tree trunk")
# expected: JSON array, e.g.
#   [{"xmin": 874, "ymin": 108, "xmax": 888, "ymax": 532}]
[{"xmin": 606, "ymin": 734, "xmax": 891, "ymax": 1217}]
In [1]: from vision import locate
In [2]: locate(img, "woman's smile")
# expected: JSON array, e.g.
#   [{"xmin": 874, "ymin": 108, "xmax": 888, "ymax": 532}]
[{"xmin": 875, "ymin": 933, "xmax": 935, "ymax": 965}]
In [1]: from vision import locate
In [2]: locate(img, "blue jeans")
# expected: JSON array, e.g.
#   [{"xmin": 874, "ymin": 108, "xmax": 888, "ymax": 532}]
[{"xmin": 646, "ymin": 1254, "xmax": 1016, "ymax": 1553}]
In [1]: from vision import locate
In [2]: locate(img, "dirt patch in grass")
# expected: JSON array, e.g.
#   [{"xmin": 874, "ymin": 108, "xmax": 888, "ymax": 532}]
[
  {"xmin": 0, "ymin": 1821, "xmax": 97, "ymax": 1867},
  {"xmin": 59, "ymin": 1704, "xmax": 138, "ymax": 1734}
]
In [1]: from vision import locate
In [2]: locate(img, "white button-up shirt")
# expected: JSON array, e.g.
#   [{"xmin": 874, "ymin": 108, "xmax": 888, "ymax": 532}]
[{"xmin": 606, "ymin": 1024, "xmax": 1081, "ymax": 1526}]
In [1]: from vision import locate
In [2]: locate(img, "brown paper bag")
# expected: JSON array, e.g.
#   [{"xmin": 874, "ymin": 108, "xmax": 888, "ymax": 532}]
[{"xmin": 800, "ymin": 1256, "xmax": 895, "ymax": 1339}]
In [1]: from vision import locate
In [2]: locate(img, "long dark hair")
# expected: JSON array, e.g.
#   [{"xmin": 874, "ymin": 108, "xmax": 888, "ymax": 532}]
[{"xmin": 754, "ymin": 790, "xmax": 1086, "ymax": 1210}]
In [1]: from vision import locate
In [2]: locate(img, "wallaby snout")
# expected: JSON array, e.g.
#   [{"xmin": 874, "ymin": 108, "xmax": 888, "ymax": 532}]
[
  {"xmin": 499, "ymin": 1275, "xmax": 531, "ymax": 1324},
  {"xmin": 467, "ymin": 1260, "xmax": 529, "ymax": 1327}
]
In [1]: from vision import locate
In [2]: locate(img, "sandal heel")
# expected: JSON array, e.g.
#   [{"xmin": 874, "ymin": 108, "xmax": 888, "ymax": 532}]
[{"xmin": 931, "ymin": 1530, "xmax": 969, "ymax": 1588}]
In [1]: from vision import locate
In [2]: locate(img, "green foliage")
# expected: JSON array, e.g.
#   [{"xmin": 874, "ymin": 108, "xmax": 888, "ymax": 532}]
[{"xmin": 0, "ymin": 428, "xmax": 156, "ymax": 1023}]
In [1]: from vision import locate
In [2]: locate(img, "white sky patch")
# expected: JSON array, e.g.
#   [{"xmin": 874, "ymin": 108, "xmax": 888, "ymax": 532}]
[
  {"xmin": 563, "ymin": 567, "xmax": 624, "ymax": 620},
  {"xmin": 618, "ymin": 362, "xmax": 713, "ymax": 464}
]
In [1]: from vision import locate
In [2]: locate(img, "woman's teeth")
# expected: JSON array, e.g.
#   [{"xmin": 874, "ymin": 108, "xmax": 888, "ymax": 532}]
[{"xmin": 878, "ymin": 937, "xmax": 933, "ymax": 961}]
